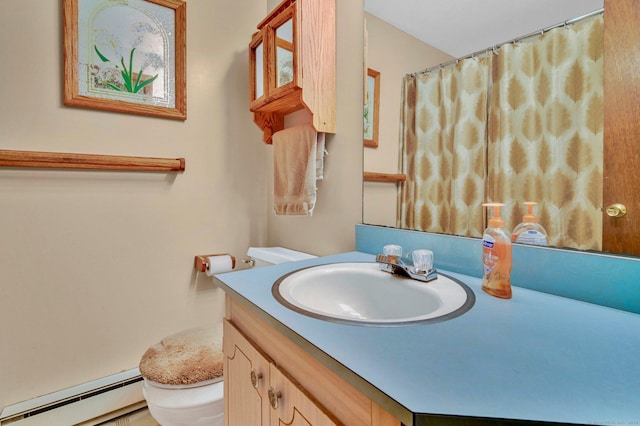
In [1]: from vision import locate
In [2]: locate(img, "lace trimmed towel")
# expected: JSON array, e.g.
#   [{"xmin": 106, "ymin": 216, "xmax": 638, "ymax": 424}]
[{"xmin": 273, "ymin": 125, "xmax": 326, "ymax": 215}]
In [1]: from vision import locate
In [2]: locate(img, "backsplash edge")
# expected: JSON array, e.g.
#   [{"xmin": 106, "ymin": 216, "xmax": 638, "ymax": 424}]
[{"xmin": 356, "ymin": 224, "xmax": 640, "ymax": 314}]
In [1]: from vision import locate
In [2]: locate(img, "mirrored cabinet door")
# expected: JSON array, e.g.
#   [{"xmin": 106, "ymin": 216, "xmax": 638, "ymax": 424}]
[
  {"xmin": 250, "ymin": 32, "xmax": 266, "ymax": 106},
  {"xmin": 249, "ymin": 3, "xmax": 298, "ymax": 110},
  {"xmin": 269, "ymin": 4, "xmax": 297, "ymax": 96},
  {"xmin": 275, "ymin": 17, "xmax": 294, "ymax": 88}
]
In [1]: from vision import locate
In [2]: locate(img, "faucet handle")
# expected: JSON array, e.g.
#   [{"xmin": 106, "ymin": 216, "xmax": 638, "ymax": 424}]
[
  {"xmin": 380, "ymin": 245, "xmax": 403, "ymax": 273},
  {"xmin": 411, "ymin": 249, "xmax": 434, "ymax": 273},
  {"xmin": 383, "ymin": 244, "xmax": 403, "ymax": 257}
]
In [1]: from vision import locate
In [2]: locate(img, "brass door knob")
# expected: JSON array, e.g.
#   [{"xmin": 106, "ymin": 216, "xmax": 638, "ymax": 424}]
[
  {"xmin": 250, "ymin": 370, "xmax": 263, "ymax": 389},
  {"xmin": 606, "ymin": 203, "xmax": 627, "ymax": 218},
  {"xmin": 268, "ymin": 387, "xmax": 281, "ymax": 410}
]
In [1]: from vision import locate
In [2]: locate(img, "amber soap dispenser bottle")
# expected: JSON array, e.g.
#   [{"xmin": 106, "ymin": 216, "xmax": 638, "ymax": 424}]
[{"xmin": 481, "ymin": 203, "xmax": 512, "ymax": 299}]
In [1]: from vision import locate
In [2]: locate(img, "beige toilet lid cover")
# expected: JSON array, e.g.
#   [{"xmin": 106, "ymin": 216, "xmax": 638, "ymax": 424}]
[{"xmin": 139, "ymin": 326, "xmax": 223, "ymax": 386}]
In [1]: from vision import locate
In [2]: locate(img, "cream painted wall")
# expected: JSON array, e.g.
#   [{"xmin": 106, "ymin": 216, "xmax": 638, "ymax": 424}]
[
  {"xmin": 363, "ymin": 13, "xmax": 452, "ymax": 227},
  {"xmin": 0, "ymin": 0, "xmax": 268, "ymax": 409},
  {"xmin": 266, "ymin": 0, "xmax": 365, "ymax": 256}
]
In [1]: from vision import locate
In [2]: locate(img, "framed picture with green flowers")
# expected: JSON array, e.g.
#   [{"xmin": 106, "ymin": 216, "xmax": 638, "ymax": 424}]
[{"xmin": 63, "ymin": 0, "xmax": 186, "ymax": 120}]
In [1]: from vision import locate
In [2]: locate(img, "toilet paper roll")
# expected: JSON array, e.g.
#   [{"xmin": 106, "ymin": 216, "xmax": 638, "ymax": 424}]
[{"xmin": 205, "ymin": 255, "xmax": 234, "ymax": 276}]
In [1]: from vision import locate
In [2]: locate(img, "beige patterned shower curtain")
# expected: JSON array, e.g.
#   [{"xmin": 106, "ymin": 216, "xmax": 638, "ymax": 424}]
[
  {"xmin": 398, "ymin": 14, "xmax": 603, "ymax": 250},
  {"xmin": 398, "ymin": 57, "xmax": 490, "ymax": 238},
  {"xmin": 488, "ymin": 15, "xmax": 603, "ymax": 250}
]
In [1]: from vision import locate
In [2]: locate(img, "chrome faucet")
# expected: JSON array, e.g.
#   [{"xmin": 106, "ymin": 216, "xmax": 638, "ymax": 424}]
[{"xmin": 375, "ymin": 253, "xmax": 438, "ymax": 282}]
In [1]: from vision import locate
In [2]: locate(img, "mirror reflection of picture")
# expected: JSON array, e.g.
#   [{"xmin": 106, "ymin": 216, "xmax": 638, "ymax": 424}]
[{"xmin": 364, "ymin": 68, "xmax": 380, "ymax": 148}]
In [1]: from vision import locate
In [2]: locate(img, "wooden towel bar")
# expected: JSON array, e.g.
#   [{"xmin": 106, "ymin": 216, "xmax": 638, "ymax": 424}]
[{"xmin": 0, "ymin": 149, "xmax": 185, "ymax": 172}]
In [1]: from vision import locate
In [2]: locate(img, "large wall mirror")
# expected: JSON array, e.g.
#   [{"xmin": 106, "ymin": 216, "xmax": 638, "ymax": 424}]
[{"xmin": 363, "ymin": 0, "xmax": 640, "ymax": 258}]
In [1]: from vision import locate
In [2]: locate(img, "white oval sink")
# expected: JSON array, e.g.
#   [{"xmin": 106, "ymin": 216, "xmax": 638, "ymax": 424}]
[{"xmin": 273, "ymin": 262, "xmax": 475, "ymax": 325}]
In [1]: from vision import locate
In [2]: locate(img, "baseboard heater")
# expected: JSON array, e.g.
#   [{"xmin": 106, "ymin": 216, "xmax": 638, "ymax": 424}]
[{"xmin": 0, "ymin": 369, "xmax": 145, "ymax": 426}]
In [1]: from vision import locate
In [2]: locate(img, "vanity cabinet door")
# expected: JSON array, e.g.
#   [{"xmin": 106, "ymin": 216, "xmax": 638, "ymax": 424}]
[
  {"xmin": 268, "ymin": 364, "xmax": 339, "ymax": 426},
  {"xmin": 224, "ymin": 320, "xmax": 271, "ymax": 426},
  {"xmin": 224, "ymin": 319, "xmax": 341, "ymax": 426}
]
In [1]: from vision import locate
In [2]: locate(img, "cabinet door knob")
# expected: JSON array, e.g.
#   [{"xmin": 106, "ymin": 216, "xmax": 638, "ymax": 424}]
[
  {"xmin": 268, "ymin": 386, "xmax": 281, "ymax": 410},
  {"xmin": 606, "ymin": 203, "xmax": 627, "ymax": 218},
  {"xmin": 250, "ymin": 370, "xmax": 263, "ymax": 389}
]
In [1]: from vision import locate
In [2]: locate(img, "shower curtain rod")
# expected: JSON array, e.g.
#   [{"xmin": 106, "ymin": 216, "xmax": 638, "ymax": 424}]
[{"xmin": 409, "ymin": 7, "xmax": 604, "ymax": 77}]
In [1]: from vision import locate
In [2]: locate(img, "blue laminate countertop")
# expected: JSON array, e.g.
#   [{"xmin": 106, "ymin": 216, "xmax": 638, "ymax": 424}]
[{"xmin": 215, "ymin": 251, "xmax": 640, "ymax": 425}]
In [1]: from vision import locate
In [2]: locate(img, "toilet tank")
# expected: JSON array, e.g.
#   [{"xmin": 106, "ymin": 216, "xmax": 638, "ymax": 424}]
[{"xmin": 247, "ymin": 247, "xmax": 316, "ymax": 267}]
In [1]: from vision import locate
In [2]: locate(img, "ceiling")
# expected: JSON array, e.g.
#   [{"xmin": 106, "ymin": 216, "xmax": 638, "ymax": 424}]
[{"xmin": 364, "ymin": 0, "xmax": 604, "ymax": 58}]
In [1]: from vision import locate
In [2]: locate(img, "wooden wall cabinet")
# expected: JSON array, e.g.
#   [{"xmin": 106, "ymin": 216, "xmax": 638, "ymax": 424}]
[
  {"xmin": 249, "ymin": 0, "xmax": 336, "ymax": 144},
  {"xmin": 224, "ymin": 297, "xmax": 401, "ymax": 426}
]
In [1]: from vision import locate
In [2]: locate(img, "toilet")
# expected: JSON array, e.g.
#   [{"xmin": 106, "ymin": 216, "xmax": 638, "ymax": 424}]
[{"xmin": 140, "ymin": 247, "xmax": 315, "ymax": 426}]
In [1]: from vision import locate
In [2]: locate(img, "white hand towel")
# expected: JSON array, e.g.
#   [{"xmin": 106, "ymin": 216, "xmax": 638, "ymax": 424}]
[
  {"xmin": 273, "ymin": 125, "xmax": 319, "ymax": 215},
  {"xmin": 316, "ymin": 132, "xmax": 326, "ymax": 181}
]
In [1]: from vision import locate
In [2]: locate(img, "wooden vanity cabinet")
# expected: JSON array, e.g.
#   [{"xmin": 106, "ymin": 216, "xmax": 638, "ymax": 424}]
[
  {"xmin": 224, "ymin": 319, "xmax": 339, "ymax": 426},
  {"xmin": 223, "ymin": 296, "xmax": 401, "ymax": 426},
  {"xmin": 223, "ymin": 319, "xmax": 270, "ymax": 425},
  {"xmin": 249, "ymin": 0, "xmax": 336, "ymax": 144}
]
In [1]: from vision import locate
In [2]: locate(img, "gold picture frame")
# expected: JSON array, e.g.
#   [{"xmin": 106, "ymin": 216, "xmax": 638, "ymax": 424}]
[
  {"xmin": 63, "ymin": 0, "xmax": 187, "ymax": 120},
  {"xmin": 364, "ymin": 68, "xmax": 380, "ymax": 148}
]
